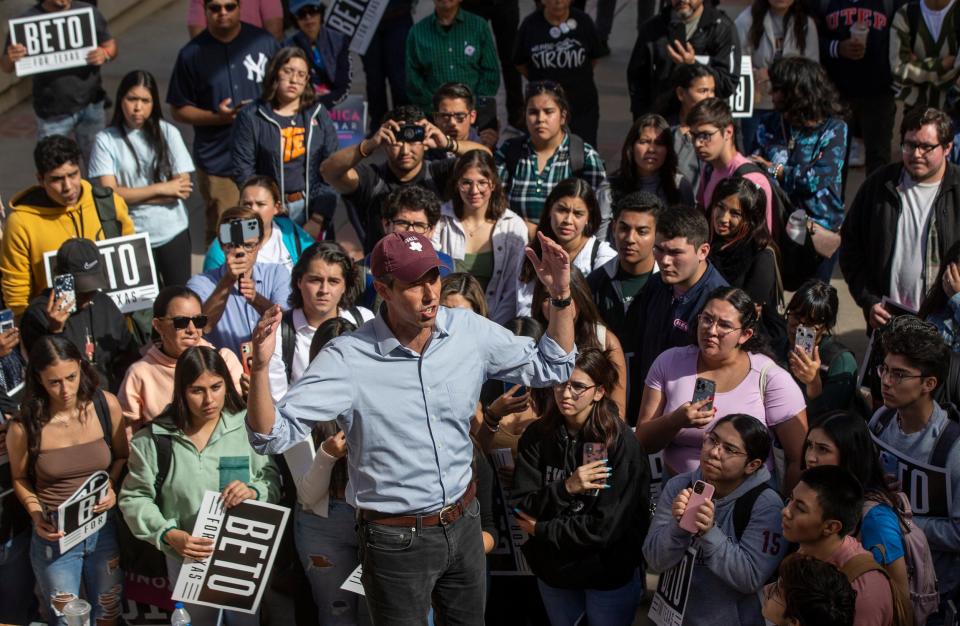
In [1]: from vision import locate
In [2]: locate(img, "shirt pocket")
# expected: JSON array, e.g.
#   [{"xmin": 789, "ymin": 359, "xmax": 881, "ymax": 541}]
[{"xmin": 218, "ymin": 456, "xmax": 251, "ymax": 490}]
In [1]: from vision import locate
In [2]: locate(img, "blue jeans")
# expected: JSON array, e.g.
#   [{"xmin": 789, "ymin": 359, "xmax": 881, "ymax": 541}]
[
  {"xmin": 30, "ymin": 513, "xmax": 124, "ymax": 626},
  {"xmin": 358, "ymin": 497, "xmax": 485, "ymax": 625},
  {"xmin": 295, "ymin": 500, "xmax": 366, "ymax": 625},
  {"xmin": 35, "ymin": 101, "xmax": 105, "ymax": 166},
  {"xmin": 536, "ymin": 568, "xmax": 642, "ymax": 626},
  {"xmin": 0, "ymin": 527, "xmax": 37, "ymax": 623}
]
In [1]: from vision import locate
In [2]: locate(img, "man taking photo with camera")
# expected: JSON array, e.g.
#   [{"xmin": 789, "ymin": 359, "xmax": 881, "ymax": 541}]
[{"xmin": 320, "ymin": 104, "xmax": 489, "ymax": 254}]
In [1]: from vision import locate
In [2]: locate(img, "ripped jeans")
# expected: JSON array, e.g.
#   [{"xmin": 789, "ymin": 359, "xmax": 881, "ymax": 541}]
[
  {"xmin": 295, "ymin": 499, "xmax": 365, "ymax": 625},
  {"xmin": 30, "ymin": 512, "xmax": 124, "ymax": 626}
]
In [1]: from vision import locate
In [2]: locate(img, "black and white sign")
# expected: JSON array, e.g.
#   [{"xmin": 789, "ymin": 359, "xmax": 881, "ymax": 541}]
[
  {"xmin": 43, "ymin": 233, "xmax": 159, "ymax": 314},
  {"xmin": 649, "ymin": 451, "xmax": 665, "ymax": 504},
  {"xmin": 57, "ymin": 470, "xmax": 110, "ymax": 552},
  {"xmin": 488, "ymin": 448, "xmax": 532, "ymax": 576},
  {"xmin": 325, "ymin": 0, "xmax": 389, "ymax": 55},
  {"xmin": 731, "ymin": 56, "xmax": 753, "ymax": 119},
  {"xmin": 872, "ymin": 437, "xmax": 952, "ymax": 518},
  {"xmin": 8, "ymin": 7, "xmax": 97, "ymax": 77},
  {"xmin": 649, "ymin": 545, "xmax": 697, "ymax": 626},
  {"xmin": 173, "ymin": 491, "xmax": 290, "ymax": 614}
]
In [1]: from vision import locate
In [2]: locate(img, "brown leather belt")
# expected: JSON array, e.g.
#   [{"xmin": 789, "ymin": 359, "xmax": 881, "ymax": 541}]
[
  {"xmin": 285, "ymin": 191, "xmax": 305, "ymax": 203},
  {"xmin": 360, "ymin": 481, "xmax": 477, "ymax": 527}
]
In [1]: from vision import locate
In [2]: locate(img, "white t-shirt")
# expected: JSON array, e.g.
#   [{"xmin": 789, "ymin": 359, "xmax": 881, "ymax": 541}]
[
  {"xmin": 891, "ymin": 172, "xmax": 940, "ymax": 310},
  {"xmin": 923, "ymin": 0, "xmax": 956, "ymax": 42},
  {"xmin": 257, "ymin": 225, "xmax": 294, "ymax": 271}
]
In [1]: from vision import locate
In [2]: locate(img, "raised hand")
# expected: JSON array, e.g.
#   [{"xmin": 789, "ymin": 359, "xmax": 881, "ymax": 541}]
[{"xmin": 525, "ymin": 232, "xmax": 571, "ymax": 299}]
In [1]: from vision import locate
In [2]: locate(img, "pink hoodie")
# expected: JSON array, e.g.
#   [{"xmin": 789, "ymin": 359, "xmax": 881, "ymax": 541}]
[
  {"xmin": 825, "ymin": 536, "xmax": 894, "ymax": 626},
  {"xmin": 118, "ymin": 339, "xmax": 244, "ymax": 433}
]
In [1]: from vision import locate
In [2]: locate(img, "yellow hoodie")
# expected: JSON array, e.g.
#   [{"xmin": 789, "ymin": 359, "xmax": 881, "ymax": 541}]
[{"xmin": 1, "ymin": 180, "xmax": 135, "ymax": 315}]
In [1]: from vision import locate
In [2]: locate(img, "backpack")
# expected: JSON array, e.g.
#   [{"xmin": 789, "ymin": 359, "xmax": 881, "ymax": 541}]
[
  {"xmin": 869, "ymin": 405, "xmax": 960, "ymax": 469},
  {"xmin": 90, "ymin": 185, "xmax": 123, "ymax": 240},
  {"xmin": 862, "ymin": 495, "xmax": 941, "ymax": 625},
  {"xmin": 280, "ymin": 307, "xmax": 365, "ymax": 383},
  {"xmin": 840, "ymin": 552, "xmax": 915, "ymax": 626}
]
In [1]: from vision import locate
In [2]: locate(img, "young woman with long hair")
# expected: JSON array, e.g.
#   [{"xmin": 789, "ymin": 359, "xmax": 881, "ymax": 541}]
[
  {"xmin": 90, "ymin": 70, "xmax": 195, "ymax": 287},
  {"xmin": 612, "ymin": 113, "xmax": 693, "ymax": 206},
  {"xmin": 6, "ymin": 335, "xmax": 127, "ymax": 626},
  {"xmin": 513, "ymin": 348, "xmax": 649, "ymax": 626}
]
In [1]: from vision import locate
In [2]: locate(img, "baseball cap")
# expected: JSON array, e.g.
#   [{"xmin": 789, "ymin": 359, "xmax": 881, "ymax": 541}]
[
  {"xmin": 289, "ymin": 0, "xmax": 323, "ymax": 14},
  {"xmin": 370, "ymin": 232, "xmax": 442, "ymax": 283},
  {"xmin": 55, "ymin": 238, "xmax": 108, "ymax": 293}
]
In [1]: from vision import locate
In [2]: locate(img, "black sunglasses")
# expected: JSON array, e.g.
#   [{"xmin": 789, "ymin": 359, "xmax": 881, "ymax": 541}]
[
  {"xmin": 207, "ymin": 2, "xmax": 238, "ymax": 13},
  {"xmin": 162, "ymin": 315, "xmax": 208, "ymax": 330},
  {"xmin": 296, "ymin": 5, "xmax": 323, "ymax": 19}
]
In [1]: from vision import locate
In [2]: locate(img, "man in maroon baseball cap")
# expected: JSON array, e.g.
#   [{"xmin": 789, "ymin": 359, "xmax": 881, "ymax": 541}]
[{"xmin": 370, "ymin": 231, "xmax": 443, "ymax": 284}]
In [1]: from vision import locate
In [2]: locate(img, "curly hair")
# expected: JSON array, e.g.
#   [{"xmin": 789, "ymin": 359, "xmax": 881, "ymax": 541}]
[
  {"xmin": 880, "ymin": 315, "xmax": 950, "ymax": 390},
  {"xmin": 769, "ymin": 56, "xmax": 847, "ymax": 127}
]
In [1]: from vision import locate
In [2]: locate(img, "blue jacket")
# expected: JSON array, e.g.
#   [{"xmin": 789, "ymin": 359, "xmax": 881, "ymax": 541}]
[
  {"xmin": 231, "ymin": 99, "xmax": 340, "ymax": 222},
  {"xmin": 284, "ymin": 29, "xmax": 352, "ymax": 109},
  {"xmin": 202, "ymin": 216, "xmax": 314, "ymax": 272}
]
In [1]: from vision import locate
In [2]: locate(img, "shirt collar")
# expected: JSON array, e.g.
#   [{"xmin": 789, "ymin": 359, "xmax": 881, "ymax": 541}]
[
  {"xmin": 372, "ymin": 304, "xmax": 451, "ymax": 356},
  {"xmin": 431, "ymin": 9, "xmax": 464, "ymax": 29}
]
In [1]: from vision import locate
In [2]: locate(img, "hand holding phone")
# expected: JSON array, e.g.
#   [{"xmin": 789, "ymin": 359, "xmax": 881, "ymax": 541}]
[
  {"xmin": 582, "ymin": 443, "xmax": 608, "ymax": 495},
  {"xmin": 240, "ymin": 341, "xmax": 253, "ymax": 376},
  {"xmin": 677, "ymin": 480, "xmax": 715, "ymax": 534},
  {"xmin": 692, "ymin": 377, "xmax": 716, "ymax": 411},
  {"xmin": 52, "ymin": 274, "xmax": 77, "ymax": 314},
  {"xmin": 564, "ymin": 453, "xmax": 610, "ymax": 496},
  {"xmin": 795, "ymin": 326, "xmax": 816, "ymax": 355}
]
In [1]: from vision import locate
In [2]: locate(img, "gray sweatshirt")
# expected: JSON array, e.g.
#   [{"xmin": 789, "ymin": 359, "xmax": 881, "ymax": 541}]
[
  {"xmin": 869, "ymin": 402, "xmax": 960, "ymax": 598},
  {"xmin": 643, "ymin": 467, "xmax": 786, "ymax": 626}
]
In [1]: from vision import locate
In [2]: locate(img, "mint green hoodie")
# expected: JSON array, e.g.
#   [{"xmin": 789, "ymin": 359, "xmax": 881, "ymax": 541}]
[{"xmin": 119, "ymin": 410, "xmax": 280, "ymax": 560}]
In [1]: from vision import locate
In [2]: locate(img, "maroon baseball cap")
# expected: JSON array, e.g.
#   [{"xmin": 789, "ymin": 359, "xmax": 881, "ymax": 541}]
[{"xmin": 371, "ymin": 232, "xmax": 442, "ymax": 282}]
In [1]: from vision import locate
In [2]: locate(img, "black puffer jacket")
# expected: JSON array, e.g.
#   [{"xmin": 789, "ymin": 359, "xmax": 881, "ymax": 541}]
[{"xmin": 513, "ymin": 417, "xmax": 650, "ymax": 589}]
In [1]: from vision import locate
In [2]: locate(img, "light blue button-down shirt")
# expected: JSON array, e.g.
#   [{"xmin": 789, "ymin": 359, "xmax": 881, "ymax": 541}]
[{"xmin": 248, "ymin": 306, "xmax": 576, "ymax": 514}]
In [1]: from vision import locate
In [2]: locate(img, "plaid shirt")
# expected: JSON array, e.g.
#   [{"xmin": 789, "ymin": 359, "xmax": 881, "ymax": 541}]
[{"xmin": 495, "ymin": 134, "xmax": 607, "ymax": 222}]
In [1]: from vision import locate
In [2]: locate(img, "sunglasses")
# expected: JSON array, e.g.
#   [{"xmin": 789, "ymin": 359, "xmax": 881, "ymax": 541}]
[
  {"xmin": 296, "ymin": 5, "xmax": 323, "ymax": 19},
  {"xmin": 207, "ymin": 2, "xmax": 238, "ymax": 14},
  {"xmin": 162, "ymin": 315, "xmax": 208, "ymax": 330}
]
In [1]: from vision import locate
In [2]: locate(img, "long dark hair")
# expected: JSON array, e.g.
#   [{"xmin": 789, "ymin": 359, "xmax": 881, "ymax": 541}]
[
  {"xmin": 110, "ymin": 70, "xmax": 173, "ymax": 183},
  {"xmin": 521, "ymin": 178, "xmax": 601, "ymax": 283},
  {"xmin": 708, "ymin": 176, "xmax": 775, "ymax": 252},
  {"xmin": 614, "ymin": 114, "xmax": 681, "ymax": 205},
  {"xmin": 748, "ymin": 0, "xmax": 810, "ymax": 56},
  {"xmin": 919, "ymin": 240, "xmax": 960, "ymax": 320},
  {"xmin": 697, "ymin": 287, "xmax": 775, "ymax": 357},
  {"xmin": 448, "ymin": 150, "xmax": 507, "ymax": 221},
  {"xmin": 540, "ymin": 348, "xmax": 621, "ymax": 450},
  {"xmin": 532, "ymin": 269, "xmax": 606, "ymax": 351},
  {"xmin": 289, "ymin": 241, "xmax": 360, "ymax": 310},
  {"xmin": 164, "ymin": 346, "xmax": 245, "ymax": 432},
  {"xmin": 261, "ymin": 46, "xmax": 317, "ymax": 111},
  {"xmin": 769, "ymin": 56, "xmax": 847, "ymax": 128},
  {"xmin": 802, "ymin": 410, "xmax": 899, "ymax": 510},
  {"xmin": 17, "ymin": 335, "xmax": 101, "ymax": 478}
]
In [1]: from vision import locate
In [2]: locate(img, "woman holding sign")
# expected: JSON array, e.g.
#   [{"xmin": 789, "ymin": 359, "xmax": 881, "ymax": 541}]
[
  {"xmin": 5, "ymin": 335, "xmax": 127, "ymax": 626},
  {"xmin": 119, "ymin": 346, "xmax": 279, "ymax": 626}
]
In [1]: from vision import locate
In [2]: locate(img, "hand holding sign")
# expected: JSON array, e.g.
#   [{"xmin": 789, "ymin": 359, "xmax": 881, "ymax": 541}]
[
  {"xmin": 5, "ymin": 43, "xmax": 26, "ymax": 63},
  {"xmin": 166, "ymin": 529, "xmax": 215, "ymax": 560},
  {"xmin": 220, "ymin": 480, "xmax": 256, "ymax": 509},
  {"xmin": 93, "ymin": 483, "xmax": 116, "ymax": 514},
  {"xmin": 31, "ymin": 510, "xmax": 64, "ymax": 541}
]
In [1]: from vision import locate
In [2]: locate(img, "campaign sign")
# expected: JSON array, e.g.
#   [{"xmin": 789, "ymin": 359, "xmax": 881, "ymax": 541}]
[
  {"xmin": 872, "ymin": 436, "xmax": 952, "ymax": 518},
  {"xmin": 649, "ymin": 545, "xmax": 697, "ymax": 626},
  {"xmin": 57, "ymin": 470, "xmax": 110, "ymax": 552},
  {"xmin": 173, "ymin": 491, "xmax": 290, "ymax": 614},
  {"xmin": 328, "ymin": 94, "xmax": 367, "ymax": 148},
  {"xmin": 488, "ymin": 448, "xmax": 533, "ymax": 576},
  {"xmin": 9, "ymin": 8, "xmax": 97, "ymax": 77},
  {"xmin": 730, "ymin": 56, "xmax": 754, "ymax": 119},
  {"xmin": 648, "ymin": 451, "xmax": 665, "ymax": 504},
  {"xmin": 43, "ymin": 233, "xmax": 159, "ymax": 314},
  {"xmin": 325, "ymin": 0, "xmax": 389, "ymax": 55}
]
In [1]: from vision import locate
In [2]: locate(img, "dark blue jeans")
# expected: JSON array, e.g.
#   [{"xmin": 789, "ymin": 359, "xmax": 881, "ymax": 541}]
[
  {"xmin": 361, "ymin": 14, "xmax": 413, "ymax": 129},
  {"xmin": 358, "ymin": 498, "xmax": 485, "ymax": 626}
]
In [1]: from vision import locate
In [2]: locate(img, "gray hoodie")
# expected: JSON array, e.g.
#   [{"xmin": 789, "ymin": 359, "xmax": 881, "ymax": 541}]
[{"xmin": 643, "ymin": 466, "xmax": 785, "ymax": 626}]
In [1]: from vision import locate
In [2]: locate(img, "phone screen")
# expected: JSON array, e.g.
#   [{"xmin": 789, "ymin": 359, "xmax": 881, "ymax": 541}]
[
  {"xmin": 52, "ymin": 274, "xmax": 77, "ymax": 314},
  {"xmin": 795, "ymin": 326, "xmax": 816, "ymax": 355}
]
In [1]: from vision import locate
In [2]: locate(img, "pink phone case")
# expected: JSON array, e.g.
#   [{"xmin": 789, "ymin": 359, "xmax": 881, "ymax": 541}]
[{"xmin": 679, "ymin": 480, "xmax": 715, "ymax": 533}]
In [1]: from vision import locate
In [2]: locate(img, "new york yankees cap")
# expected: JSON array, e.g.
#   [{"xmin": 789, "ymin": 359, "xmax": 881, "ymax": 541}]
[{"xmin": 370, "ymin": 232, "xmax": 442, "ymax": 283}]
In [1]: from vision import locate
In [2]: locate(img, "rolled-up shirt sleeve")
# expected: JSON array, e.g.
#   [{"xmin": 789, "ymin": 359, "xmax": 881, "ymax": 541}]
[{"xmin": 481, "ymin": 315, "xmax": 576, "ymax": 386}]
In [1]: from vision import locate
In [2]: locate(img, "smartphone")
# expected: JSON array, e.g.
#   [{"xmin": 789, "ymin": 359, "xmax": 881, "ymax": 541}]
[
  {"xmin": 692, "ymin": 377, "xmax": 716, "ymax": 412},
  {"xmin": 240, "ymin": 341, "xmax": 253, "ymax": 376},
  {"xmin": 679, "ymin": 480, "xmax": 715, "ymax": 533},
  {"xmin": 583, "ymin": 442, "xmax": 607, "ymax": 494},
  {"xmin": 0, "ymin": 309, "xmax": 13, "ymax": 333},
  {"xmin": 879, "ymin": 450, "xmax": 899, "ymax": 477},
  {"xmin": 52, "ymin": 274, "xmax": 77, "ymax": 314},
  {"xmin": 219, "ymin": 218, "xmax": 261, "ymax": 248},
  {"xmin": 795, "ymin": 325, "xmax": 816, "ymax": 355}
]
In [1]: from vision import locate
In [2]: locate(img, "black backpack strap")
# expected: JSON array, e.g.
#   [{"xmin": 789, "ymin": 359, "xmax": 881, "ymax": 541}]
[
  {"xmin": 151, "ymin": 429, "xmax": 173, "ymax": 500},
  {"xmin": 568, "ymin": 133, "xmax": 586, "ymax": 178},
  {"xmin": 91, "ymin": 185, "xmax": 121, "ymax": 239},
  {"xmin": 931, "ymin": 413, "xmax": 960, "ymax": 467},
  {"xmin": 280, "ymin": 308, "xmax": 296, "ymax": 384},
  {"xmin": 503, "ymin": 138, "xmax": 524, "ymax": 193},
  {"xmin": 733, "ymin": 483, "xmax": 772, "ymax": 541},
  {"xmin": 870, "ymin": 406, "xmax": 898, "ymax": 437},
  {"xmin": 92, "ymin": 390, "xmax": 112, "ymax": 455},
  {"xmin": 733, "ymin": 161, "xmax": 765, "ymax": 178},
  {"xmin": 347, "ymin": 305, "xmax": 363, "ymax": 327},
  {"xmin": 590, "ymin": 237, "xmax": 601, "ymax": 270}
]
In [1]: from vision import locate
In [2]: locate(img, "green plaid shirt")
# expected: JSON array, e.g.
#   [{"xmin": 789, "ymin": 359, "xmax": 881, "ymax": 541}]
[{"xmin": 405, "ymin": 9, "xmax": 500, "ymax": 112}]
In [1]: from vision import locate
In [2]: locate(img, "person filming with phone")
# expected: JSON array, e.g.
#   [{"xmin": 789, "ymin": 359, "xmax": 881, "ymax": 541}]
[
  {"xmin": 643, "ymin": 414, "xmax": 786, "ymax": 626},
  {"xmin": 511, "ymin": 347, "xmax": 650, "ymax": 626}
]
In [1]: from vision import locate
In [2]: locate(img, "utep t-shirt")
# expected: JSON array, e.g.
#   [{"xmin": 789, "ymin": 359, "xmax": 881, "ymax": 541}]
[
  {"xmin": 4, "ymin": 1, "xmax": 111, "ymax": 118},
  {"xmin": 513, "ymin": 8, "xmax": 600, "ymax": 114},
  {"xmin": 167, "ymin": 23, "xmax": 281, "ymax": 175},
  {"xmin": 266, "ymin": 109, "xmax": 307, "ymax": 194}
]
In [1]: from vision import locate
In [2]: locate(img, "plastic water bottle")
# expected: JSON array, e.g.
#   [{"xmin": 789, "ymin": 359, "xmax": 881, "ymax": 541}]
[{"xmin": 171, "ymin": 602, "xmax": 191, "ymax": 626}]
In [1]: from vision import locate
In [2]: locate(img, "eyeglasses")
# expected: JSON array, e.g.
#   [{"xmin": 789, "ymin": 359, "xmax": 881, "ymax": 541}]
[
  {"xmin": 206, "ymin": 2, "xmax": 238, "ymax": 13},
  {"xmin": 279, "ymin": 66, "xmax": 309, "ymax": 82},
  {"xmin": 554, "ymin": 381, "xmax": 597, "ymax": 398},
  {"xmin": 876, "ymin": 364, "xmax": 926, "ymax": 385},
  {"xmin": 296, "ymin": 5, "xmax": 322, "ymax": 19},
  {"xmin": 223, "ymin": 241, "xmax": 258, "ymax": 252},
  {"xmin": 434, "ymin": 112, "xmax": 470, "ymax": 123},
  {"xmin": 691, "ymin": 128, "xmax": 721, "ymax": 144},
  {"xmin": 457, "ymin": 179, "xmax": 492, "ymax": 192},
  {"xmin": 697, "ymin": 313, "xmax": 742, "ymax": 336},
  {"xmin": 703, "ymin": 432, "xmax": 747, "ymax": 458},
  {"xmin": 161, "ymin": 315, "xmax": 208, "ymax": 330},
  {"xmin": 900, "ymin": 140, "xmax": 943, "ymax": 156},
  {"xmin": 390, "ymin": 219, "xmax": 431, "ymax": 234}
]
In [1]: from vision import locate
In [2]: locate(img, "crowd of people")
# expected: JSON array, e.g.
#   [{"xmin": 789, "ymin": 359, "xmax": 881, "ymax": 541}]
[{"xmin": 1, "ymin": 0, "xmax": 960, "ymax": 625}]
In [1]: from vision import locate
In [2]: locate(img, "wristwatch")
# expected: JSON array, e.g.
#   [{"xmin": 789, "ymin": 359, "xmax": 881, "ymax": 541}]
[{"xmin": 550, "ymin": 295, "xmax": 573, "ymax": 308}]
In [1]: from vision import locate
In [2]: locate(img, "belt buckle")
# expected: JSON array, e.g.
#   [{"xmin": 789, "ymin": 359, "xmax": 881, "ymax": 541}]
[{"xmin": 438, "ymin": 502, "xmax": 459, "ymax": 526}]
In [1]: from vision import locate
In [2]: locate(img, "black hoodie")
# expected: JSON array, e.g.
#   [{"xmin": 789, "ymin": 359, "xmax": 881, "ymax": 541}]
[{"xmin": 513, "ymin": 417, "xmax": 650, "ymax": 590}]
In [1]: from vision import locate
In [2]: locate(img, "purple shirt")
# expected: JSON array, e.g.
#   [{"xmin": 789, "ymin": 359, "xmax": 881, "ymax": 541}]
[{"xmin": 645, "ymin": 345, "xmax": 806, "ymax": 475}]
